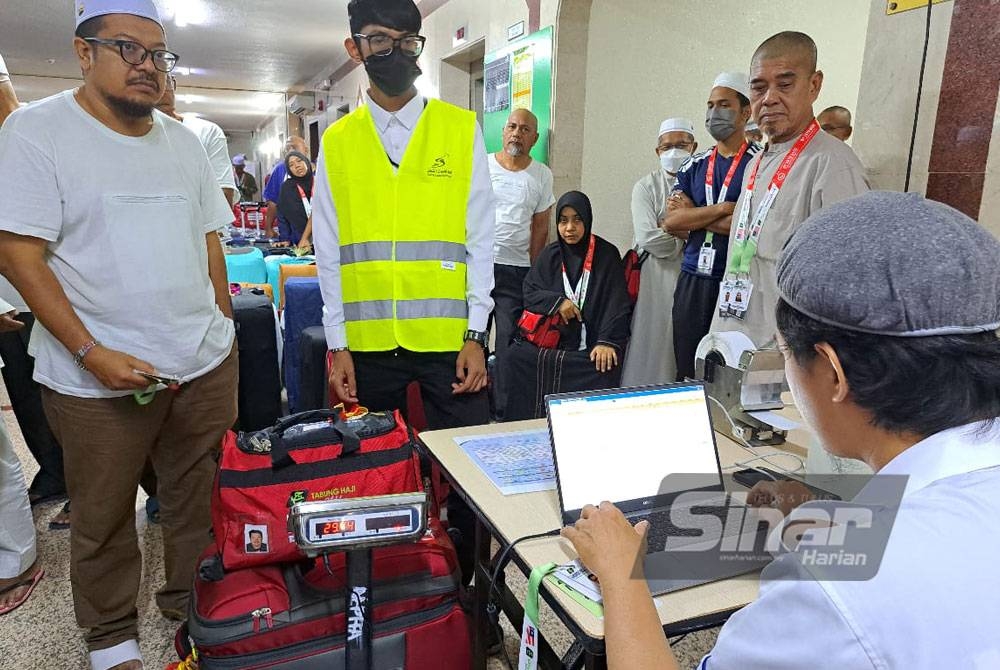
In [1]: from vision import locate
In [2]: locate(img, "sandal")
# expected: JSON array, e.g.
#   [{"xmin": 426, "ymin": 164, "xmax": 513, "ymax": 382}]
[
  {"xmin": 48, "ymin": 501, "xmax": 71, "ymax": 530},
  {"xmin": 0, "ymin": 567, "xmax": 44, "ymax": 616}
]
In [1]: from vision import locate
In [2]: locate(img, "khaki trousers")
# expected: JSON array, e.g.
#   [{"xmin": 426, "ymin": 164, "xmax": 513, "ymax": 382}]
[{"xmin": 42, "ymin": 346, "xmax": 238, "ymax": 652}]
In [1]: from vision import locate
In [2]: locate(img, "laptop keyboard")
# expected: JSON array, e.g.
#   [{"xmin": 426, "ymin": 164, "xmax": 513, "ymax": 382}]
[{"xmin": 629, "ymin": 496, "xmax": 758, "ymax": 553}]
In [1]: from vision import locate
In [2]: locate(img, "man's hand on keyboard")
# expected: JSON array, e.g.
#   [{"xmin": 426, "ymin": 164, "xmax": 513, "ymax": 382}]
[{"xmin": 561, "ymin": 501, "xmax": 649, "ymax": 588}]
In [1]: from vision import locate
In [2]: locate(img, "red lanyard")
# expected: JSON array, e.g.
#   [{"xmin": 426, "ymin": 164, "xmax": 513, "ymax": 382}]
[
  {"xmin": 728, "ymin": 119, "xmax": 822, "ymax": 274},
  {"xmin": 561, "ymin": 234, "xmax": 596, "ymax": 308},
  {"xmin": 296, "ymin": 183, "xmax": 313, "ymax": 218},
  {"xmin": 705, "ymin": 141, "xmax": 749, "ymax": 205},
  {"xmin": 745, "ymin": 118, "xmax": 820, "ymax": 194}
]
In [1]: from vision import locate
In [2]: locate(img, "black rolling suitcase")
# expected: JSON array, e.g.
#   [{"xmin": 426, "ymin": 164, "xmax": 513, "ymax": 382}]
[
  {"xmin": 296, "ymin": 326, "xmax": 330, "ymax": 411},
  {"xmin": 232, "ymin": 291, "xmax": 282, "ymax": 430}
]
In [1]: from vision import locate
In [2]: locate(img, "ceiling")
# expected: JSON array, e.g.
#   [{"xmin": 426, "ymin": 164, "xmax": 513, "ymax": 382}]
[{"xmin": 1, "ymin": 0, "xmax": 356, "ymax": 133}]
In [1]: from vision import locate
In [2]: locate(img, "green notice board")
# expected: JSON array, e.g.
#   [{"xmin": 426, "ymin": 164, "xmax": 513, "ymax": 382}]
[{"xmin": 483, "ymin": 26, "xmax": 553, "ymax": 164}]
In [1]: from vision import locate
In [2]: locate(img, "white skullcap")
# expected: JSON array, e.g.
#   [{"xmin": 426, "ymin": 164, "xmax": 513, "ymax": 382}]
[
  {"xmin": 712, "ymin": 71, "xmax": 750, "ymax": 100},
  {"xmin": 232, "ymin": 154, "xmax": 246, "ymax": 166},
  {"xmin": 75, "ymin": 0, "xmax": 162, "ymax": 28},
  {"xmin": 658, "ymin": 117, "xmax": 695, "ymax": 140}
]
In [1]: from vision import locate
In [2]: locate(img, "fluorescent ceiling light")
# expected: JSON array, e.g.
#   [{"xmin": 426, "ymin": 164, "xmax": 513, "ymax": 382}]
[{"xmin": 159, "ymin": 0, "xmax": 211, "ymax": 28}]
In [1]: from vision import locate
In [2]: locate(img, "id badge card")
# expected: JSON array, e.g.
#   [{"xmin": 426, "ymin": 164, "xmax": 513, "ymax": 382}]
[
  {"xmin": 517, "ymin": 615, "xmax": 540, "ymax": 670},
  {"xmin": 718, "ymin": 278, "xmax": 735, "ymax": 318},
  {"xmin": 729, "ymin": 279, "xmax": 753, "ymax": 320},
  {"xmin": 697, "ymin": 243, "xmax": 716, "ymax": 276}
]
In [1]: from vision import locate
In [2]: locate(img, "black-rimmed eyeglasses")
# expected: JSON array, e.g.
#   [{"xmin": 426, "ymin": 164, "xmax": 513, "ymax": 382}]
[
  {"xmin": 353, "ymin": 33, "xmax": 426, "ymax": 58},
  {"xmin": 83, "ymin": 38, "xmax": 180, "ymax": 73}
]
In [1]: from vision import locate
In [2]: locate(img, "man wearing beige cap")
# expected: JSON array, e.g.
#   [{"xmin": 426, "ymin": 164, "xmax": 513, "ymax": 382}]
[
  {"xmin": 621, "ymin": 117, "xmax": 696, "ymax": 386},
  {"xmin": 662, "ymin": 72, "xmax": 761, "ymax": 381},
  {"xmin": 710, "ymin": 31, "xmax": 868, "ymax": 347},
  {"xmin": 0, "ymin": 1, "xmax": 237, "ymax": 668}
]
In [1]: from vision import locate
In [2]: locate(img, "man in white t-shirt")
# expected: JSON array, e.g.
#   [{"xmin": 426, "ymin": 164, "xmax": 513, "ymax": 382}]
[
  {"xmin": 156, "ymin": 74, "xmax": 237, "ymax": 204},
  {"xmin": 0, "ymin": 3, "xmax": 237, "ymax": 669},
  {"xmin": 488, "ymin": 108, "xmax": 555, "ymax": 419}
]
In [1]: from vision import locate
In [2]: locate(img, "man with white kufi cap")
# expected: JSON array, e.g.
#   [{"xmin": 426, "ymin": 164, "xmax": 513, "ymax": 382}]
[
  {"xmin": 0, "ymin": 1, "xmax": 239, "ymax": 667},
  {"xmin": 620, "ymin": 117, "xmax": 696, "ymax": 386},
  {"xmin": 662, "ymin": 71, "xmax": 762, "ymax": 381}
]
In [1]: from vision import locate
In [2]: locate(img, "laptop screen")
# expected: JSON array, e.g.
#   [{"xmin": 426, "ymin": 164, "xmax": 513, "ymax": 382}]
[{"xmin": 546, "ymin": 384, "xmax": 724, "ymax": 517}]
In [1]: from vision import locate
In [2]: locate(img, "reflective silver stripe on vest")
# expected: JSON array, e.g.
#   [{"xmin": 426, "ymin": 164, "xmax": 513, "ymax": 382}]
[
  {"xmin": 340, "ymin": 241, "xmax": 466, "ymax": 265},
  {"xmin": 396, "ymin": 299, "xmax": 467, "ymax": 320},
  {"xmin": 394, "ymin": 241, "xmax": 466, "ymax": 264},
  {"xmin": 340, "ymin": 242, "xmax": 393, "ymax": 265},
  {"xmin": 343, "ymin": 300, "xmax": 393, "ymax": 321}
]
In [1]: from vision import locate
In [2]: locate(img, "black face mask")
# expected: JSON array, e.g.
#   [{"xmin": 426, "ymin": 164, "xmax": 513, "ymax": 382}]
[{"xmin": 364, "ymin": 50, "xmax": 422, "ymax": 98}]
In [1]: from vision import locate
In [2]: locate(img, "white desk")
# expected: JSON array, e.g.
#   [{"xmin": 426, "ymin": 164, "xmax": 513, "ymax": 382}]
[{"xmin": 418, "ymin": 418, "xmax": 809, "ymax": 669}]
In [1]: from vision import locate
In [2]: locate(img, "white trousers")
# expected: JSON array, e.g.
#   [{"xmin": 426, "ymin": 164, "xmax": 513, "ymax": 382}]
[{"xmin": 0, "ymin": 415, "xmax": 35, "ymax": 578}]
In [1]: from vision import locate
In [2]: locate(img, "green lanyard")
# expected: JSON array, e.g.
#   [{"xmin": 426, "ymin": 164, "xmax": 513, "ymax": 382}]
[
  {"xmin": 518, "ymin": 562, "xmax": 558, "ymax": 670},
  {"xmin": 727, "ymin": 119, "xmax": 820, "ymax": 277}
]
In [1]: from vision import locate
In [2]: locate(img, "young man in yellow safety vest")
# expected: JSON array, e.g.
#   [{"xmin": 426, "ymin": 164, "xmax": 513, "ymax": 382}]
[{"xmin": 311, "ymin": 0, "xmax": 496, "ymax": 581}]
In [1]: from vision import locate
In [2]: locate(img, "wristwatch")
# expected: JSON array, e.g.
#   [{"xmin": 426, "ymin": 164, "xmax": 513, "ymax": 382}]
[{"xmin": 463, "ymin": 329, "xmax": 488, "ymax": 349}]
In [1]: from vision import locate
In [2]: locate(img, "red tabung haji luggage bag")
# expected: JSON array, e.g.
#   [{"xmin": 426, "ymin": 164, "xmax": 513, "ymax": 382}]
[
  {"xmin": 179, "ymin": 516, "xmax": 469, "ymax": 669},
  {"xmin": 212, "ymin": 408, "xmax": 434, "ymax": 571}
]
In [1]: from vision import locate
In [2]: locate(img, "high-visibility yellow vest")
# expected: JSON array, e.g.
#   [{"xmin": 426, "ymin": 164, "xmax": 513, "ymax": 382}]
[{"xmin": 322, "ymin": 99, "xmax": 475, "ymax": 352}]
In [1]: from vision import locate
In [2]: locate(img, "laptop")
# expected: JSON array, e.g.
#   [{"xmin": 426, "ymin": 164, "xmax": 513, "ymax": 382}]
[{"xmin": 545, "ymin": 383, "xmax": 774, "ymax": 596}]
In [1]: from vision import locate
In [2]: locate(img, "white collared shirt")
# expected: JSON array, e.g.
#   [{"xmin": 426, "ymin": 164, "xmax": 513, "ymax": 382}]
[
  {"xmin": 699, "ymin": 420, "xmax": 1000, "ymax": 669},
  {"xmin": 312, "ymin": 93, "xmax": 496, "ymax": 349}
]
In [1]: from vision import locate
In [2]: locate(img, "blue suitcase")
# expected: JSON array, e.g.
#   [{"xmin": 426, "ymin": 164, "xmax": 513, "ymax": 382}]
[
  {"xmin": 282, "ymin": 277, "xmax": 325, "ymax": 413},
  {"xmin": 224, "ymin": 247, "xmax": 267, "ymax": 284}
]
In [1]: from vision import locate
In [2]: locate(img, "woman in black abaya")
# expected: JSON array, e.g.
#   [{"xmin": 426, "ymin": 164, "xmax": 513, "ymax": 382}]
[
  {"xmin": 503, "ymin": 191, "xmax": 632, "ymax": 421},
  {"xmin": 277, "ymin": 151, "xmax": 315, "ymax": 250}
]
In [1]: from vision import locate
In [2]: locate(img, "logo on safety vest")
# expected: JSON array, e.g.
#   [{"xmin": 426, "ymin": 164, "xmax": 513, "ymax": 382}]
[{"xmin": 427, "ymin": 154, "xmax": 453, "ymax": 178}]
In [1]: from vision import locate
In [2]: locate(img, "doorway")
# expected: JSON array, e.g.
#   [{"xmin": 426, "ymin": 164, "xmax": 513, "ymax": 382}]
[{"xmin": 441, "ymin": 38, "xmax": 486, "ymax": 127}]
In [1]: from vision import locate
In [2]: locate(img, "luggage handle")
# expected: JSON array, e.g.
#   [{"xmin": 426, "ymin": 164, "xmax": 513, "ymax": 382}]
[{"xmin": 270, "ymin": 410, "xmax": 362, "ymax": 468}]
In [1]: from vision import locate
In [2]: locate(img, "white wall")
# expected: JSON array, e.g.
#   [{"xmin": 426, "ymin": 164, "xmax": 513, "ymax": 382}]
[
  {"xmin": 225, "ymin": 132, "xmax": 254, "ymax": 164},
  {"xmin": 579, "ymin": 0, "xmax": 871, "ymax": 252}
]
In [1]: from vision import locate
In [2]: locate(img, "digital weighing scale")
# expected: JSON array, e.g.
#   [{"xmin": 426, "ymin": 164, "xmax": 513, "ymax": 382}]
[{"xmin": 287, "ymin": 493, "xmax": 428, "ymax": 670}]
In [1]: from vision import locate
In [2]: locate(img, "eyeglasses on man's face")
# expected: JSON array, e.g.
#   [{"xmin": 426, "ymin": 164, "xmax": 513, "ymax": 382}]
[
  {"xmin": 353, "ymin": 33, "xmax": 426, "ymax": 58},
  {"xmin": 83, "ymin": 37, "xmax": 180, "ymax": 73}
]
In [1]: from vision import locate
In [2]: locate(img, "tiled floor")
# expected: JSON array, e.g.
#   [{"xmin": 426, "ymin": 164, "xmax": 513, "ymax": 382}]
[{"xmin": 0, "ymin": 378, "xmax": 718, "ymax": 668}]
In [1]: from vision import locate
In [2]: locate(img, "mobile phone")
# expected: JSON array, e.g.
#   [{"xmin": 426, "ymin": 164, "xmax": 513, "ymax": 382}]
[
  {"xmin": 731, "ymin": 468, "xmax": 841, "ymax": 501},
  {"xmin": 135, "ymin": 370, "xmax": 181, "ymax": 386}
]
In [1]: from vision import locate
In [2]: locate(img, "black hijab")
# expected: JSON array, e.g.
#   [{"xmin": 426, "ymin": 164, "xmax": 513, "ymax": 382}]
[
  {"xmin": 284, "ymin": 151, "xmax": 314, "ymax": 190},
  {"xmin": 277, "ymin": 151, "xmax": 315, "ymax": 240},
  {"xmin": 521, "ymin": 190, "xmax": 632, "ymax": 351},
  {"xmin": 556, "ymin": 190, "xmax": 594, "ymax": 287}
]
